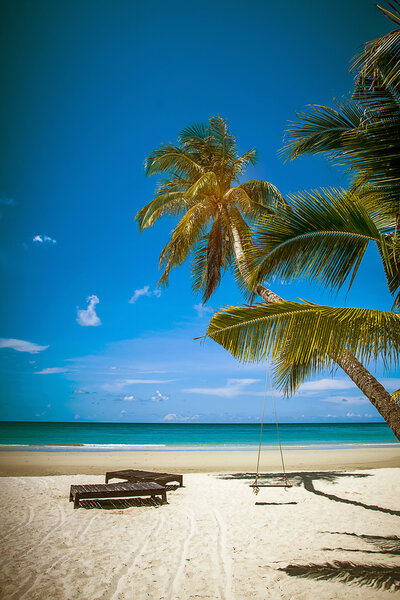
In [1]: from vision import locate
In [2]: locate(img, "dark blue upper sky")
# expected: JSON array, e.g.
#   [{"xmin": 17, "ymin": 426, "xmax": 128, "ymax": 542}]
[{"xmin": 1, "ymin": 0, "xmax": 398, "ymax": 423}]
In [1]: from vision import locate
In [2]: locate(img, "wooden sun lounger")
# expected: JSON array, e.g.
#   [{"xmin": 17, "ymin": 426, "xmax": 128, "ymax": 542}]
[
  {"xmin": 69, "ymin": 481, "xmax": 167, "ymax": 509},
  {"xmin": 105, "ymin": 469, "xmax": 183, "ymax": 487}
]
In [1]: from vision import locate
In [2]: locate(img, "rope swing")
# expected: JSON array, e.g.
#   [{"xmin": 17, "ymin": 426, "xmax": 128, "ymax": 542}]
[{"xmin": 250, "ymin": 361, "xmax": 291, "ymax": 494}]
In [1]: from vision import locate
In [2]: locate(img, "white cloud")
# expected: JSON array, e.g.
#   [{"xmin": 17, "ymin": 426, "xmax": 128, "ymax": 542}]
[
  {"xmin": 77, "ymin": 295, "xmax": 101, "ymax": 327},
  {"xmin": 346, "ymin": 412, "xmax": 362, "ymax": 418},
  {"xmin": 193, "ymin": 304, "xmax": 214, "ymax": 318},
  {"xmin": 380, "ymin": 378, "xmax": 400, "ymax": 392},
  {"xmin": 298, "ymin": 378, "xmax": 356, "ymax": 393},
  {"xmin": 129, "ymin": 286, "xmax": 161, "ymax": 304},
  {"xmin": 102, "ymin": 378, "xmax": 175, "ymax": 392},
  {"xmin": 36, "ymin": 367, "xmax": 69, "ymax": 375},
  {"xmin": 120, "ymin": 409, "xmax": 127, "ymax": 415},
  {"xmin": 0, "ymin": 338, "xmax": 48, "ymax": 354},
  {"xmin": 184, "ymin": 378, "xmax": 260, "ymax": 398},
  {"xmin": 122, "ymin": 395, "xmax": 137, "ymax": 402},
  {"xmin": 162, "ymin": 413, "xmax": 200, "ymax": 422},
  {"xmin": 321, "ymin": 395, "xmax": 368, "ymax": 405},
  {"xmin": 151, "ymin": 390, "xmax": 169, "ymax": 402},
  {"xmin": 33, "ymin": 235, "xmax": 56, "ymax": 244},
  {"xmin": 73, "ymin": 389, "xmax": 89, "ymax": 394}
]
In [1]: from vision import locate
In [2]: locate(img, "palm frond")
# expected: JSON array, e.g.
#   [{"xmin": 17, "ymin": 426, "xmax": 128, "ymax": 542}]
[
  {"xmin": 201, "ymin": 216, "xmax": 227, "ymax": 301},
  {"xmin": 391, "ymin": 388, "xmax": 400, "ymax": 403},
  {"xmin": 189, "ymin": 214, "xmax": 232, "ymax": 301},
  {"xmin": 272, "ymin": 356, "xmax": 322, "ymax": 397},
  {"xmin": 239, "ymin": 180, "xmax": 285, "ymax": 211},
  {"xmin": 231, "ymin": 148, "xmax": 258, "ymax": 178},
  {"xmin": 144, "ymin": 144, "xmax": 204, "ymax": 178},
  {"xmin": 208, "ymin": 115, "xmax": 237, "ymax": 164},
  {"xmin": 178, "ymin": 121, "xmax": 210, "ymax": 143},
  {"xmin": 206, "ymin": 301, "xmax": 400, "ymax": 391},
  {"xmin": 282, "ymin": 102, "xmax": 364, "ymax": 162},
  {"xmin": 353, "ymin": 1, "xmax": 400, "ymax": 90},
  {"xmin": 184, "ymin": 172, "xmax": 220, "ymax": 202},
  {"xmin": 252, "ymin": 188, "xmax": 386, "ymax": 293},
  {"xmin": 135, "ymin": 191, "xmax": 188, "ymax": 230},
  {"xmin": 279, "ymin": 561, "xmax": 400, "ymax": 592},
  {"xmin": 158, "ymin": 201, "xmax": 212, "ymax": 286}
]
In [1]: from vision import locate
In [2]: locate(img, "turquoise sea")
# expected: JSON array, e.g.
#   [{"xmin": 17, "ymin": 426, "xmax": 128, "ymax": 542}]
[{"xmin": 0, "ymin": 421, "xmax": 398, "ymax": 451}]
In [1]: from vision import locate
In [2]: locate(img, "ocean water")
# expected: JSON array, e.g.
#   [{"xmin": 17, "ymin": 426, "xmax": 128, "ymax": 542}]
[{"xmin": 0, "ymin": 421, "xmax": 398, "ymax": 451}]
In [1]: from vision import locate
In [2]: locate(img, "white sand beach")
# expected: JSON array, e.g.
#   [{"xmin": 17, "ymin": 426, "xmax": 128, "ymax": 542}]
[{"xmin": 0, "ymin": 449, "xmax": 399, "ymax": 599}]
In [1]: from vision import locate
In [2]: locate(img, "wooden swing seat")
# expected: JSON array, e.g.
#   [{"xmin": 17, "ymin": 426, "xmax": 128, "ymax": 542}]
[{"xmin": 249, "ymin": 483, "xmax": 292, "ymax": 488}]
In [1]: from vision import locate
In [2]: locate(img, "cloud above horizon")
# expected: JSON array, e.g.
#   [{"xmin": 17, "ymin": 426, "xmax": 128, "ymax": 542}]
[
  {"xmin": 77, "ymin": 295, "xmax": 101, "ymax": 327},
  {"xmin": 0, "ymin": 338, "xmax": 49, "ymax": 353},
  {"xmin": 162, "ymin": 413, "xmax": 200, "ymax": 422},
  {"xmin": 102, "ymin": 378, "xmax": 175, "ymax": 392},
  {"xmin": 151, "ymin": 389, "xmax": 169, "ymax": 402},
  {"xmin": 129, "ymin": 286, "xmax": 161, "ymax": 304},
  {"xmin": 122, "ymin": 394, "xmax": 138, "ymax": 401},
  {"xmin": 321, "ymin": 395, "xmax": 369, "ymax": 405},
  {"xmin": 184, "ymin": 378, "xmax": 261, "ymax": 398},
  {"xmin": 33, "ymin": 235, "xmax": 57, "ymax": 244},
  {"xmin": 193, "ymin": 303, "xmax": 214, "ymax": 318},
  {"xmin": 36, "ymin": 367, "xmax": 69, "ymax": 375},
  {"xmin": 297, "ymin": 378, "xmax": 357, "ymax": 393}
]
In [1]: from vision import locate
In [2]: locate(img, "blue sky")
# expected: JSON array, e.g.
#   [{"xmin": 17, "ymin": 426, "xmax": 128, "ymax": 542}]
[{"xmin": 0, "ymin": 0, "xmax": 398, "ymax": 423}]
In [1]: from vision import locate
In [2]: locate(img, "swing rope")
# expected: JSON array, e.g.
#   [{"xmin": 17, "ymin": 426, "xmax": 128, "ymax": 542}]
[{"xmin": 252, "ymin": 361, "xmax": 289, "ymax": 495}]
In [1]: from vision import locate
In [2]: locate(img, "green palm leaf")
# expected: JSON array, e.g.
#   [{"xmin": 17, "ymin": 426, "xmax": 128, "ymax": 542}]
[
  {"xmin": 158, "ymin": 200, "xmax": 212, "ymax": 286},
  {"xmin": 144, "ymin": 144, "xmax": 204, "ymax": 178},
  {"xmin": 207, "ymin": 301, "xmax": 400, "ymax": 391},
  {"xmin": 184, "ymin": 172, "xmax": 220, "ymax": 201},
  {"xmin": 251, "ymin": 187, "xmax": 394, "ymax": 294},
  {"xmin": 136, "ymin": 191, "xmax": 188, "ymax": 231},
  {"xmin": 282, "ymin": 102, "xmax": 364, "ymax": 162}
]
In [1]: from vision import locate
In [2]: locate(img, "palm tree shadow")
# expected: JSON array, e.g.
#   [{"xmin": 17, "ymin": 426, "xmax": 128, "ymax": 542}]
[
  {"xmin": 323, "ymin": 532, "xmax": 400, "ymax": 556},
  {"xmin": 278, "ymin": 562, "xmax": 400, "ymax": 592},
  {"xmin": 279, "ymin": 532, "xmax": 400, "ymax": 591},
  {"xmin": 219, "ymin": 471, "xmax": 400, "ymax": 517}
]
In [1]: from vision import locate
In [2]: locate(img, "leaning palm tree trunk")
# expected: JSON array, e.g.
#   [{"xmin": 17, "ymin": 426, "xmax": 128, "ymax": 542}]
[
  {"xmin": 333, "ymin": 354, "xmax": 400, "ymax": 440},
  {"xmin": 229, "ymin": 226, "xmax": 400, "ymax": 440}
]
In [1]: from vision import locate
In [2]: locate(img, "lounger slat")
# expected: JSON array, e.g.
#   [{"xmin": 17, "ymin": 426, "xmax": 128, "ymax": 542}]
[
  {"xmin": 69, "ymin": 481, "xmax": 167, "ymax": 508},
  {"xmin": 105, "ymin": 469, "xmax": 183, "ymax": 487}
]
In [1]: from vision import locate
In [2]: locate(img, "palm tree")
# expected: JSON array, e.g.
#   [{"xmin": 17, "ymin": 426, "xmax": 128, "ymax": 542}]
[
  {"xmin": 136, "ymin": 116, "xmax": 283, "ymax": 303},
  {"xmin": 206, "ymin": 4, "xmax": 400, "ymax": 439},
  {"xmin": 137, "ymin": 116, "xmax": 400, "ymax": 438},
  {"xmin": 206, "ymin": 188, "xmax": 400, "ymax": 438}
]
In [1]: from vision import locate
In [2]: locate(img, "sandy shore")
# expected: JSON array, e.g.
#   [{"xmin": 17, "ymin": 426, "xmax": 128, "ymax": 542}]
[
  {"xmin": 0, "ymin": 467, "xmax": 399, "ymax": 599},
  {"xmin": 0, "ymin": 446, "xmax": 399, "ymax": 476}
]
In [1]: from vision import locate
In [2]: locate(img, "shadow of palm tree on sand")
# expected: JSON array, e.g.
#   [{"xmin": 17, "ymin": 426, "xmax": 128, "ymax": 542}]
[{"xmin": 219, "ymin": 471, "xmax": 400, "ymax": 517}]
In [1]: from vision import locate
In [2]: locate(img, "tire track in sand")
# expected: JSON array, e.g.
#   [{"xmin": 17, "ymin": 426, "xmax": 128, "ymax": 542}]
[
  {"xmin": 7, "ymin": 512, "xmax": 99, "ymax": 600},
  {"xmin": 167, "ymin": 509, "xmax": 196, "ymax": 600},
  {"xmin": 0, "ymin": 506, "xmax": 34, "ymax": 542},
  {"xmin": 213, "ymin": 509, "xmax": 233, "ymax": 600},
  {"xmin": 0, "ymin": 504, "xmax": 68, "ymax": 570},
  {"xmin": 103, "ymin": 512, "xmax": 166, "ymax": 600}
]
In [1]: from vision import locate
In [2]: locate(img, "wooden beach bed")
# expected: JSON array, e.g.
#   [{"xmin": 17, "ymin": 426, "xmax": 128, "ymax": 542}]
[
  {"xmin": 69, "ymin": 481, "xmax": 167, "ymax": 508},
  {"xmin": 105, "ymin": 469, "xmax": 183, "ymax": 487}
]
